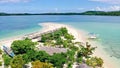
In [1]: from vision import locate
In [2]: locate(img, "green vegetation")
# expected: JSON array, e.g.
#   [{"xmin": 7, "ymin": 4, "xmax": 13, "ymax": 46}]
[
  {"xmin": 0, "ymin": 49, "xmax": 2, "ymax": 54},
  {"xmin": 10, "ymin": 37, "xmax": 68, "ymax": 68},
  {"xmin": 77, "ymin": 42, "xmax": 96, "ymax": 58},
  {"xmin": 86, "ymin": 57, "xmax": 104, "ymax": 68},
  {"xmin": 22, "ymin": 50, "xmax": 67, "ymax": 68},
  {"xmin": 2, "ymin": 54, "xmax": 12, "ymax": 66},
  {"xmin": 22, "ymin": 49, "xmax": 50, "ymax": 63},
  {"xmin": 49, "ymin": 53, "xmax": 67, "ymax": 68},
  {"xmin": 76, "ymin": 42, "xmax": 97, "ymax": 66},
  {"xmin": 1, "ymin": 11, "xmax": 120, "ymax": 16},
  {"xmin": 10, "ymin": 55, "xmax": 24, "ymax": 68},
  {"xmin": 32, "ymin": 60, "xmax": 53, "ymax": 68},
  {"xmin": 11, "ymin": 38, "xmax": 37, "ymax": 54},
  {"xmin": 82, "ymin": 11, "xmax": 120, "ymax": 16},
  {"xmin": 4, "ymin": 27, "xmax": 104, "ymax": 68},
  {"xmin": 41, "ymin": 27, "xmax": 74, "ymax": 48},
  {"xmin": 22, "ymin": 49, "xmax": 67, "ymax": 68},
  {"xmin": 0, "ymin": 61, "xmax": 2, "ymax": 66}
]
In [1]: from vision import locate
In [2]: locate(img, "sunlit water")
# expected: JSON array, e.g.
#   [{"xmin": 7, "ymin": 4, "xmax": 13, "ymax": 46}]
[{"xmin": 0, "ymin": 15, "xmax": 120, "ymax": 61}]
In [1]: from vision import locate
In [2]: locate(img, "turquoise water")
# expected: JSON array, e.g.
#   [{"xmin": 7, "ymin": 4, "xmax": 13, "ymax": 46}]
[
  {"xmin": 66, "ymin": 22, "xmax": 120, "ymax": 58},
  {"xmin": 0, "ymin": 15, "xmax": 120, "ymax": 59}
]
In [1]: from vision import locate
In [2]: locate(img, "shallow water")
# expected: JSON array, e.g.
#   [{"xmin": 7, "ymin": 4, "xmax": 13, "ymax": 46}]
[
  {"xmin": 0, "ymin": 15, "xmax": 120, "ymax": 60},
  {"xmin": 65, "ymin": 22, "xmax": 120, "ymax": 58}
]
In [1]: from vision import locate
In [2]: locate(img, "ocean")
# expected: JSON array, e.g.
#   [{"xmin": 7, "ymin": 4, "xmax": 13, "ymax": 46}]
[{"xmin": 0, "ymin": 15, "xmax": 120, "ymax": 61}]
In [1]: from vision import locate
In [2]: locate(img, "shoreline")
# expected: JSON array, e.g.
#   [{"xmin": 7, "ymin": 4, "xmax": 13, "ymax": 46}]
[
  {"xmin": 0, "ymin": 22, "xmax": 119, "ymax": 68},
  {"xmin": 42, "ymin": 23, "xmax": 120, "ymax": 68}
]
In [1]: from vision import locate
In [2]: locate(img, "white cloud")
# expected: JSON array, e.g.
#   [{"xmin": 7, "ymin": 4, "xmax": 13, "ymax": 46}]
[
  {"xmin": 90, "ymin": 0, "xmax": 120, "ymax": 4},
  {"xmin": 0, "ymin": 0, "xmax": 29, "ymax": 3},
  {"xmin": 92, "ymin": 6, "xmax": 120, "ymax": 11}
]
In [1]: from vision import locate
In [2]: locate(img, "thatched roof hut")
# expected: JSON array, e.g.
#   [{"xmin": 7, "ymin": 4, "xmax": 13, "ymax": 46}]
[
  {"xmin": 76, "ymin": 64, "xmax": 90, "ymax": 68},
  {"xmin": 38, "ymin": 46, "xmax": 67, "ymax": 55}
]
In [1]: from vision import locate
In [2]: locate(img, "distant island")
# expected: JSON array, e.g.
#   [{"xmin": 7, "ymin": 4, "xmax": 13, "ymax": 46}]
[{"xmin": 0, "ymin": 11, "xmax": 120, "ymax": 16}]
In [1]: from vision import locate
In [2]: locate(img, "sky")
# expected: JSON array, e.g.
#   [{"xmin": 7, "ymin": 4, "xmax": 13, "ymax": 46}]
[{"xmin": 0, "ymin": 0, "xmax": 120, "ymax": 13}]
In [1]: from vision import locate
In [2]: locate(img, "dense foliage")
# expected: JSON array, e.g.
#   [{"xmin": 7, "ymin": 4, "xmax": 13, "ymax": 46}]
[
  {"xmin": 22, "ymin": 49, "xmax": 67, "ymax": 68},
  {"xmin": 81, "ymin": 11, "xmax": 120, "ymax": 16},
  {"xmin": 22, "ymin": 49, "xmax": 50, "ymax": 63},
  {"xmin": 41, "ymin": 27, "xmax": 74, "ymax": 48},
  {"xmin": 32, "ymin": 60, "xmax": 53, "ymax": 68},
  {"xmin": 11, "ymin": 38, "xmax": 37, "ymax": 54},
  {"xmin": 2, "ymin": 54, "xmax": 12, "ymax": 66},
  {"xmin": 10, "ymin": 38, "xmax": 67, "ymax": 68},
  {"xmin": 49, "ymin": 53, "xmax": 67, "ymax": 68},
  {"xmin": 10, "ymin": 55, "xmax": 24, "ymax": 68},
  {"xmin": 0, "ymin": 62, "xmax": 2, "ymax": 66},
  {"xmin": 0, "ymin": 49, "xmax": 2, "ymax": 54}
]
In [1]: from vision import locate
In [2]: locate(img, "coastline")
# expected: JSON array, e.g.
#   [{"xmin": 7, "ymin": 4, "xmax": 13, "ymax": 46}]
[
  {"xmin": 0, "ymin": 22, "xmax": 119, "ymax": 68},
  {"xmin": 41, "ymin": 23, "xmax": 120, "ymax": 68}
]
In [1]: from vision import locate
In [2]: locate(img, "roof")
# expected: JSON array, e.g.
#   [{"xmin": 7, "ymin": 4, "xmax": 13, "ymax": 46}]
[
  {"xmin": 38, "ymin": 46, "xmax": 67, "ymax": 55},
  {"xmin": 76, "ymin": 64, "xmax": 90, "ymax": 68}
]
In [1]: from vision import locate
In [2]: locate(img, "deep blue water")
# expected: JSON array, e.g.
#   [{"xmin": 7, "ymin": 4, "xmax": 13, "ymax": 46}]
[{"xmin": 0, "ymin": 15, "xmax": 120, "ymax": 59}]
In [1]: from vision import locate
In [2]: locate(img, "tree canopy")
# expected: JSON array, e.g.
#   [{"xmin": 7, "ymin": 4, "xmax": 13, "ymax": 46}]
[
  {"xmin": 22, "ymin": 49, "xmax": 50, "ymax": 63},
  {"xmin": 1, "ymin": 11, "xmax": 120, "ymax": 16},
  {"xmin": 32, "ymin": 60, "xmax": 53, "ymax": 68},
  {"xmin": 2, "ymin": 54, "xmax": 12, "ymax": 66},
  {"xmin": 10, "ymin": 55, "xmax": 24, "ymax": 68},
  {"xmin": 11, "ymin": 38, "xmax": 37, "ymax": 54},
  {"xmin": 49, "ymin": 53, "xmax": 67, "ymax": 68}
]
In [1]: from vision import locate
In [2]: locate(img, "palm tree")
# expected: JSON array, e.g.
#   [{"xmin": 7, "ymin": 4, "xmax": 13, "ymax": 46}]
[{"xmin": 77, "ymin": 42, "xmax": 96, "ymax": 58}]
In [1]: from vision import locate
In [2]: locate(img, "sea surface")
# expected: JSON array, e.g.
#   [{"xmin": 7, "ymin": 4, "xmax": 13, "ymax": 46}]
[{"xmin": 0, "ymin": 15, "xmax": 120, "ymax": 60}]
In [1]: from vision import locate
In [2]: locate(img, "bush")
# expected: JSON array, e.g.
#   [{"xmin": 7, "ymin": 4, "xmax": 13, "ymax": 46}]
[
  {"xmin": 32, "ymin": 60, "xmax": 53, "ymax": 68},
  {"xmin": 10, "ymin": 55, "xmax": 25, "ymax": 68},
  {"xmin": 0, "ymin": 61, "xmax": 2, "ymax": 66},
  {"xmin": 67, "ymin": 62, "xmax": 73, "ymax": 68},
  {"xmin": 0, "ymin": 49, "xmax": 2, "ymax": 54},
  {"xmin": 60, "ymin": 27, "xmax": 68, "ymax": 35},
  {"xmin": 11, "ymin": 38, "xmax": 37, "ymax": 54},
  {"xmin": 76, "ymin": 57, "xmax": 83, "ymax": 63},
  {"xmin": 49, "ymin": 53, "xmax": 67, "ymax": 68},
  {"xmin": 66, "ymin": 50, "xmax": 75, "ymax": 62},
  {"xmin": 86, "ymin": 57, "xmax": 103, "ymax": 68},
  {"xmin": 22, "ymin": 49, "xmax": 50, "ymax": 64},
  {"xmin": 64, "ymin": 33, "xmax": 74, "ymax": 40},
  {"xmin": 2, "ymin": 54, "xmax": 12, "ymax": 66}
]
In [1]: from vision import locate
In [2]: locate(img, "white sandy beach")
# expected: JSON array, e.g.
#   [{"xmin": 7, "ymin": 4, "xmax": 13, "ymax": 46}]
[{"xmin": 0, "ymin": 22, "xmax": 119, "ymax": 68}]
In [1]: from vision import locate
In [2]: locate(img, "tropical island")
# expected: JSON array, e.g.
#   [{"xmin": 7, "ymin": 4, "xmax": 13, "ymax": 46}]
[
  {"xmin": 0, "ymin": 23, "xmax": 105, "ymax": 68},
  {"xmin": 0, "ymin": 11, "xmax": 120, "ymax": 16}
]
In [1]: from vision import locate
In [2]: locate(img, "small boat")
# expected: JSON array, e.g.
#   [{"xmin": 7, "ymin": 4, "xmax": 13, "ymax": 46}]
[
  {"xmin": 88, "ymin": 33, "xmax": 99, "ymax": 39},
  {"xmin": 3, "ymin": 46, "xmax": 15, "ymax": 57}
]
